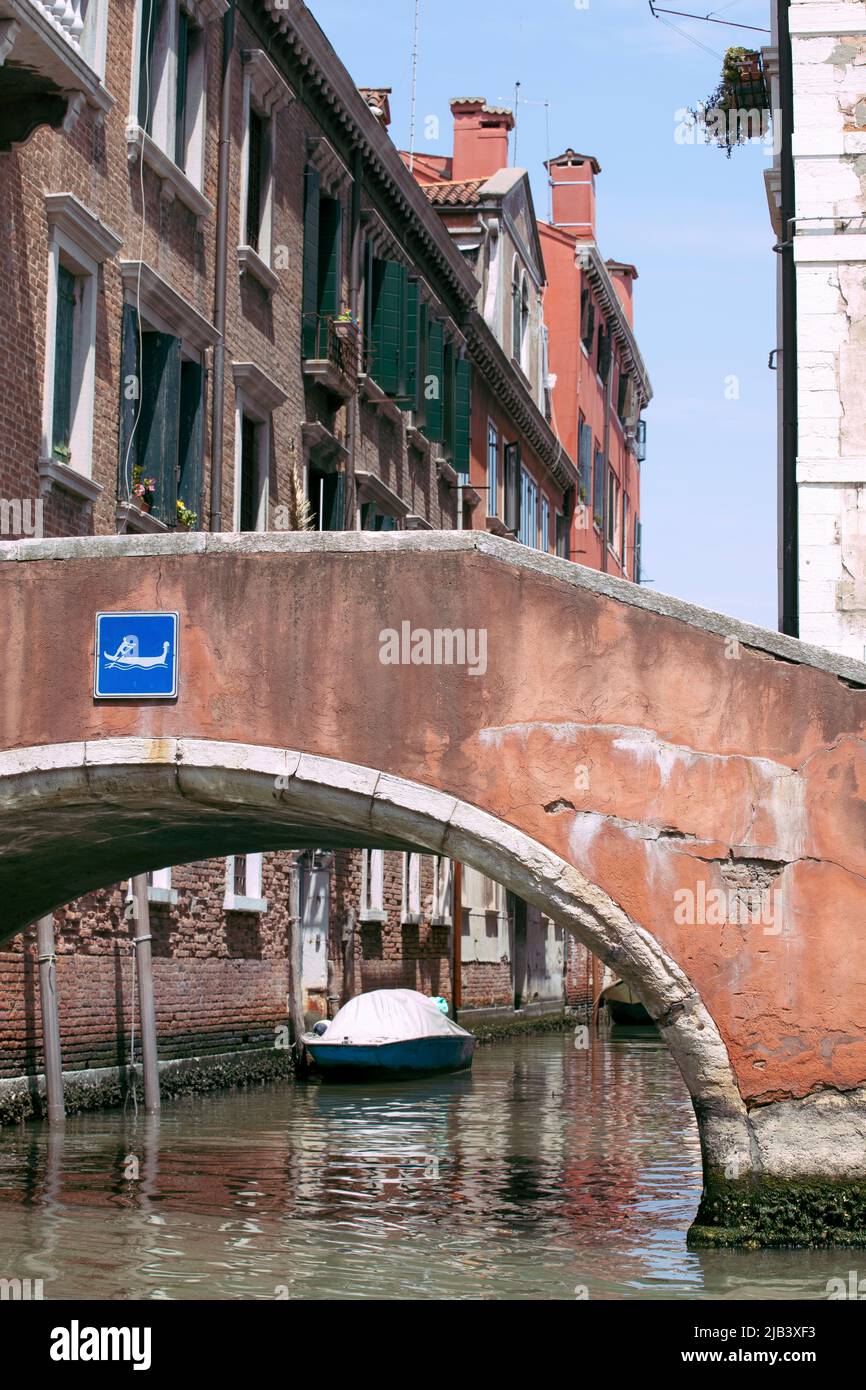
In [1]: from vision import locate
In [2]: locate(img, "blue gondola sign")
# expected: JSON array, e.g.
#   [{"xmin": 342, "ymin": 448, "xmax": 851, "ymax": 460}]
[{"xmin": 93, "ymin": 612, "xmax": 179, "ymax": 700}]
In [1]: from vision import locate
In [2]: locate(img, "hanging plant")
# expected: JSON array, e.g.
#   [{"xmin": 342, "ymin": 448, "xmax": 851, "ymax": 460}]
[{"xmin": 688, "ymin": 47, "xmax": 770, "ymax": 157}]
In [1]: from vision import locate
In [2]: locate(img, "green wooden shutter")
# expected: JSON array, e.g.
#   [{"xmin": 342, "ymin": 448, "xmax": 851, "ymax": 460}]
[
  {"xmin": 454, "ymin": 357, "xmax": 471, "ymax": 480},
  {"xmin": 318, "ymin": 195, "xmax": 342, "ymax": 319},
  {"xmin": 118, "ymin": 302, "xmax": 140, "ymax": 498},
  {"xmin": 404, "ymin": 279, "xmax": 421, "ymax": 412},
  {"xmin": 52, "ymin": 265, "xmax": 76, "ymax": 460},
  {"xmin": 302, "ymin": 166, "xmax": 321, "ymax": 358},
  {"xmin": 139, "ymin": 331, "xmax": 181, "ymax": 525},
  {"xmin": 443, "ymin": 340, "xmax": 455, "ymax": 459},
  {"xmin": 178, "ymin": 360, "xmax": 204, "ymax": 527},
  {"xmin": 370, "ymin": 260, "xmax": 407, "ymax": 396},
  {"xmin": 137, "ymin": 0, "xmax": 159, "ymax": 132},
  {"xmin": 425, "ymin": 317, "xmax": 444, "ymax": 442}
]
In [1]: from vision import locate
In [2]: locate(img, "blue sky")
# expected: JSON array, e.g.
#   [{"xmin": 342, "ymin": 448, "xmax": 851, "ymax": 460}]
[{"xmin": 308, "ymin": 0, "xmax": 778, "ymax": 629}]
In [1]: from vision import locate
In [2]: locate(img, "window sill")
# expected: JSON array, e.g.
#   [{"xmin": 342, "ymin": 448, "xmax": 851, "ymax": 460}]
[
  {"xmin": 401, "ymin": 913, "xmax": 425, "ymax": 927},
  {"xmin": 485, "ymin": 515, "xmax": 515, "ymax": 540},
  {"xmin": 116, "ymin": 503, "xmax": 172, "ymax": 534},
  {"xmin": 358, "ymin": 374, "xmax": 404, "ymax": 424},
  {"xmin": 406, "ymin": 424, "xmax": 430, "ymax": 457},
  {"xmin": 126, "ymin": 124, "xmax": 213, "ymax": 222},
  {"xmin": 147, "ymin": 886, "xmax": 178, "ymax": 907},
  {"xmin": 436, "ymin": 458, "xmax": 458, "ymax": 487},
  {"xmin": 431, "ymin": 916, "xmax": 453, "ymax": 928},
  {"xmin": 223, "ymin": 894, "xmax": 268, "ymax": 915},
  {"xmin": 404, "ymin": 514, "xmax": 433, "ymax": 531},
  {"xmin": 360, "ymin": 909, "xmax": 388, "ymax": 925},
  {"xmin": 237, "ymin": 244, "xmax": 280, "ymax": 295},
  {"xmin": 38, "ymin": 457, "xmax": 102, "ymax": 509},
  {"xmin": 302, "ymin": 357, "xmax": 354, "ymax": 401}
]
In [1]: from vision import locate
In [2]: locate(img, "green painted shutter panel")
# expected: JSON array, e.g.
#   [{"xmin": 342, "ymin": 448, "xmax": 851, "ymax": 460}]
[
  {"xmin": 370, "ymin": 259, "xmax": 406, "ymax": 396},
  {"xmin": 117, "ymin": 302, "xmax": 140, "ymax": 498},
  {"xmin": 52, "ymin": 265, "xmax": 76, "ymax": 460},
  {"xmin": 318, "ymin": 196, "xmax": 342, "ymax": 319},
  {"xmin": 454, "ymin": 358, "xmax": 471, "ymax": 479},
  {"xmin": 404, "ymin": 279, "xmax": 420, "ymax": 412},
  {"xmin": 302, "ymin": 166, "xmax": 321, "ymax": 358},
  {"xmin": 443, "ymin": 341, "xmax": 456, "ymax": 459},
  {"xmin": 178, "ymin": 360, "xmax": 204, "ymax": 527},
  {"xmin": 425, "ymin": 318, "xmax": 444, "ymax": 442},
  {"xmin": 137, "ymin": 0, "xmax": 158, "ymax": 132},
  {"xmin": 139, "ymin": 332, "xmax": 181, "ymax": 525}
]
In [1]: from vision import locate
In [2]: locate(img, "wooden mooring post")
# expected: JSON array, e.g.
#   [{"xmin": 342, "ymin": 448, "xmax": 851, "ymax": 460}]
[
  {"xmin": 35, "ymin": 913, "xmax": 65, "ymax": 1125},
  {"xmin": 130, "ymin": 875, "xmax": 161, "ymax": 1113}
]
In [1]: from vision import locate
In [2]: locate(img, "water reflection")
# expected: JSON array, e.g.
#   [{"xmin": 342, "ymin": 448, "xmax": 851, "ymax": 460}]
[{"xmin": 0, "ymin": 1032, "xmax": 844, "ymax": 1300}]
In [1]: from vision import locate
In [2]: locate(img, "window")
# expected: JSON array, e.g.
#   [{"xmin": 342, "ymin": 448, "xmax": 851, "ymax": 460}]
[
  {"xmin": 519, "ymin": 275, "xmax": 530, "ymax": 370},
  {"xmin": 617, "ymin": 369, "xmax": 631, "ymax": 421},
  {"xmin": 238, "ymin": 51, "xmax": 289, "ymax": 284},
  {"xmin": 401, "ymin": 853, "xmax": 422, "ymax": 924},
  {"xmin": 238, "ymin": 415, "xmax": 264, "ymax": 532},
  {"xmin": 135, "ymin": 0, "xmax": 206, "ymax": 189},
  {"xmin": 541, "ymin": 496, "xmax": 550, "ymax": 554},
  {"xmin": 431, "ymin": 857, "xmax": 453, "ymax": 926},
  {"xmin": 577, "ymin": 414, "xmax": 592, "ymax": 505},
  {"xmin": 592, "ymin": 447, "xmax": 604, "ymax": 529},
  {"xmin": 511, "ymin": 260, "xmax": 521, "ymax": 361},
  {"xmin": 361, "ymin": 849, "xmax": 386, "ymax": 923},
  {"xmin": 303, "ymin": 166, "xmax": 343, "ymax": 359},
  {"xmin": 597, "ymin": 325, "xmax": 612, "ymax": 383},
  {"xmin": 621, "ymin": 491, "xmax": 629, "ymax": 571},
  {"xmin": 580, "ymin": 289, "xmax": 595, "ymax": 354},
  {"xmin": 635, "ymin": 518, "xmax": 642, "ymax": 583},
  {"xmin": 79, "ymin": 0, "xmax": 108, "ymax": 78},
  {"xmin": 607, "ymin": 468, "xmax": 620, "ymax": 551},
  {"xmin": 487, "ymin": 420, "xmax": 499, "ymax": 517},
  {"xmin": 118, "ymin": 304, "xmax": 205, "ymax": 528},
  {"xmin": 224, "ymin": 853, "xmax": 267, "ymax": 913},
  {"xmin": 503, "ymin": 442, "xmax": 521, "ymax": 534},
  {"xmin": 555, "ymin": 511, "xmax": 569, "ymax": 559},
  {"xmin": 308, "ymin": 466, "xmax": 345, "ymax": 532},
  {"xmin": 41, "ymin": 196, "xmax": 120, "ymax": 494},
  {"xmin": 519, "ymin": 467, "xmax": 538, "ymax": 548}
]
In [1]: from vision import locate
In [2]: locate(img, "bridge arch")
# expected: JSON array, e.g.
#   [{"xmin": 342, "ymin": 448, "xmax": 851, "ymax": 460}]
[{"xmin": 0, "ymin": 736, "xmax": 751, "ymax": 1208}]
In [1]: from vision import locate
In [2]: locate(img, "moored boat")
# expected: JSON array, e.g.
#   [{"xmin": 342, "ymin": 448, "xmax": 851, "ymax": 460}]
[
  {"xmin": 302, "ymin": 989, "xmax": 476, "ymax": 1079},
  {"xmin": 600, "ymin": 974, "xmax": 653, "ymax": 1026}
]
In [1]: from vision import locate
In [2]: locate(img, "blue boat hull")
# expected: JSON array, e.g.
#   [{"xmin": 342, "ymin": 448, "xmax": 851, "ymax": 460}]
[{"xmin": 305, "ymin": 1033, "xmax": 476, "ymax": 1079}]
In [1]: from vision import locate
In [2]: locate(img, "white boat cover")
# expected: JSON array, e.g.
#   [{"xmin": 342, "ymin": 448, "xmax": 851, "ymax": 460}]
[{"xmin": 316, "ymin": 989, "xmax": 472, "ymax": 1044}]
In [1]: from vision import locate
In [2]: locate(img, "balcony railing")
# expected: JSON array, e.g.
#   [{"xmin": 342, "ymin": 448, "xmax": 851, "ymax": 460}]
[
  {"xmin": 30, "ymin": 0, "xmax": 85, "ymax": 49},
  {"xmin": 302, "ymin": 313, "xmax": 363, "ymax": 382}
]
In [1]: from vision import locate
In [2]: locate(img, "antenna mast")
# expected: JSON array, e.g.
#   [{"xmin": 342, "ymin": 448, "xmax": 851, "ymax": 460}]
[{"xmin": 408, "ymin": 0, "xmax": 421, "ymax": 173}]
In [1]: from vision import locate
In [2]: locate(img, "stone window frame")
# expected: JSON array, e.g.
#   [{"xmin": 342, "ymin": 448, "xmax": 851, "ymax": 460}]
[
  {"xmin": 431, "ymin": 856, "xmax": 453, "ymax": 927},
  {"xmin": 360, "ymin": 849, "xmax": 387, "ymax": 924},
  {"xmin": 231, "ymin": 362, "xmax": 287, "ymax": 533},
  {"xmin": 126, "ymin": 0, "xmax": 226, "ymax": 219},
  {"xmin": 223, "ymin": 853, "xmax": 267, "ymax": 914},
  {"xmin": 237, "ymin": 49, "xmax": 294, "ymax": 295},
  {"xmin": 38, "ymin": 194, "xmax": 121, "ymax": 512},
  {"xmin": 401, "ymin": 852, "xmax": 423, "ymax": 926}
]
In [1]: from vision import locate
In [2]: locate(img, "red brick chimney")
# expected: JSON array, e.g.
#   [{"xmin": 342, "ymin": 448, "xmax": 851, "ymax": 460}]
[
  {"xmin": 606, "ymin": 261, "xmax": 638, "ymax": 327},
  {"xmin": 546, "ymin": 149, "xmax": 601, "ymax": 240},
  {"xmin": 450, "ymin": 98, "xmax": 514, "ymax": 181}
]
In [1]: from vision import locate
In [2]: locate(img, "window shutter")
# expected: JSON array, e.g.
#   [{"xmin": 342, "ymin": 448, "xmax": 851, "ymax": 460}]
[
  {"xmin": 137, "ymin": 0, "xmax": 158, "ymax": 132},
  {"xmin": 370, "ymin": 259, "xmax": 406, "ymax": 396},
  {"xmin": 302, "ymin": 166, "xmax": 321, "ymax": 358},
  {"xmin": 404, "ymin": 279, "xmax": 421, "ymax": 412},
  {"xmin": 504, "ymin": 442, "xmax": 521, "ymax": 534},
  {"xmin": 117, "ymin": 302, "xmax": 140, "ymax": 499},
  {"xmin": 454, "ymin": 357, "xmax": 471, "ymax": 479},
  {"xmin": 598, "ymin": 326, "xmax": 611, "ymax": 382},
  {"xmin": 139, "ymin": 332, "xmax": 182, "ymax": 525},
  {"xmin": 443, "ymin": 340, "xmax": 455, "ymax": 458},
  {"xmin": 593, "ymin": 448, "xmax": 604, "ymax": 527},
  {"xmin": 52, "ymin": 265, "xmax": 76, "ymax": 459},
  {"xmin": 318, "ymin": 195, "xmax": 342, "ymax": 319},
  {"xmin": 178, "ymin": 360, "xmax": 205, "ymax": 527},
  {"xmin": 425, "ymin": 317, "xmax": 444, "ymax": 442}
]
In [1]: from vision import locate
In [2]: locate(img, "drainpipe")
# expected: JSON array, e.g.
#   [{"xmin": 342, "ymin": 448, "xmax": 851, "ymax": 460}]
[
  {"xmin": 209, "ymin": 1, "xmax": 235, "ymax": 534},
  {"xmin": 343, "ymin": 149, "xmax": 363, "ymax": 529},
  {"xmin": 451, "ymin": 860, "xmax": 462, "ymax": 1023},
  {"xmin": 600, "ymin": 343, "xmax": 613, "ymax": 573},
  {"xmin": 777, "ymin": 0, "xmax": 799, "ymax": 637}
]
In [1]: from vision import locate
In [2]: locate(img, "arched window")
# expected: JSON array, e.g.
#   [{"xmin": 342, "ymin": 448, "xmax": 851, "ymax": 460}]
[{"xmin": 511, "ymin": 258, "xmax": 521, "ymax": 361}]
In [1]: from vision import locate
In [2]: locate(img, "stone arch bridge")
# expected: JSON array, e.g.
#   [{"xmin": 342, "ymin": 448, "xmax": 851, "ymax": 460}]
[{"xmin": 2, "ymin": 530, "xmax": 866, "ymax": 1246}]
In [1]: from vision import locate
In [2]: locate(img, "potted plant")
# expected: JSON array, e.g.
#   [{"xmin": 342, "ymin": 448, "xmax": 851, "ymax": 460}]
[
  {"xmin": 175, "ymin": 499, "xmax": 197, "ymax": 531},
  {"xmin": 132, "ymin": 466, "xmax": 156, "ymax": 513},
  {"xmin": 689, "ymin": 47, "xmax": 769, "ymax": 157}
]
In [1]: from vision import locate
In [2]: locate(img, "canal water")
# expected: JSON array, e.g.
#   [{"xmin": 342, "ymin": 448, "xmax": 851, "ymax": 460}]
[{"xmin": 0, "ymin": 1030, "xmax": 848, "ymax": 1300}]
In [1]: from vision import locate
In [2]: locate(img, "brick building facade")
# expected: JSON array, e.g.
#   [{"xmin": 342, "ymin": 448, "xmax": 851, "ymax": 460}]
[{"xmin": 0, "ymin": 1, "xmax": 650, "ymax": 1102}]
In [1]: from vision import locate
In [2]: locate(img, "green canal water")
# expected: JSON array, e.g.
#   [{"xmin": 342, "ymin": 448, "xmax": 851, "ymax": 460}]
[{"xmin": 0, "ymin": 1031, "xmax": 851, "ymax": 1300}]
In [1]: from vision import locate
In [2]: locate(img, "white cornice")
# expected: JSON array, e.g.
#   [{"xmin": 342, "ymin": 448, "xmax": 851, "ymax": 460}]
[
  {"xmin": 44, "ymin": 192, "xmax": 122, "ymax": 263},
  {"xmin": 119, "ymin": 260, "xmax": 220, "ymax": 350}
]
